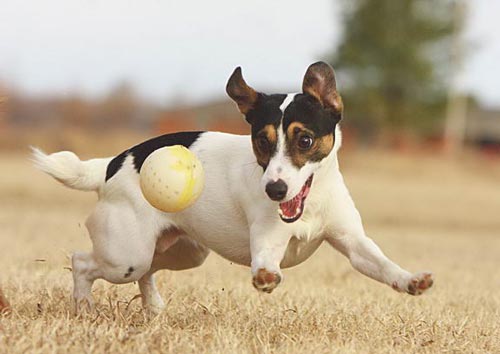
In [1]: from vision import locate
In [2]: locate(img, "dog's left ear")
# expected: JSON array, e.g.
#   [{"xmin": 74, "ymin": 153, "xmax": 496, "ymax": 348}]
[
  {"xmin": 226, "ymin": 67, "xmax": 259, "ymax": 115},
  {"xmin": 302, "ymin": 61, "xmax": 343, "ymax": 114}
]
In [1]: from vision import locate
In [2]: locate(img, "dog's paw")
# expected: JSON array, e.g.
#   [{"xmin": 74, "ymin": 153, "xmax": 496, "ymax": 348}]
[
  {"xmin": 143, "ymin": 303, "xmax": 165, "ymax": 316},
  {"xmin": 252, "ymin": 268, "xmax": 282, "ymax": 293},
  {"xmin": 142, "ymin": 296, "xmax": 166, "ymax": 315},
  {"xmin": 73, "ymin": 295, "xmax": 95, "ymax": 315},
  {"xmin": 407, "ymin": 272, "xmax": 434, "ymax": 295},
  {"xmin": 392, "ymin": 272, "xmax": 434, "ymax": 296}
]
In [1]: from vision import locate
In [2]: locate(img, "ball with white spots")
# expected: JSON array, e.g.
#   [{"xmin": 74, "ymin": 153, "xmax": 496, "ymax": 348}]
[{"xmin": 140, "ymin": 145, "xmax": 205, "ymax": 212}]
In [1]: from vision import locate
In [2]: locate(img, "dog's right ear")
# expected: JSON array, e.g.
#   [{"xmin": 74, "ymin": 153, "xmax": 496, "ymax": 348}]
[{"xmin": 226, "ymin": 67, "xmax": 259, "ymax": 115}]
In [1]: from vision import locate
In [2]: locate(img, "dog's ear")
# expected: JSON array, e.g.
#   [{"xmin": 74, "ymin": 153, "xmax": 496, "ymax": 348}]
[
  {"xmin": 302, "ymin": 61, "xmax": 343, "ymax": 113},
  {"xmin": 226, "ymin": 67, "xmax": 259, "ymax": 115}
]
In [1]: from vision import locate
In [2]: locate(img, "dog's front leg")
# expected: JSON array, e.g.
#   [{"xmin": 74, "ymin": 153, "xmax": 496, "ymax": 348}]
[
  {"xmin": 250, "ymin": 221, "xmax": 291, "ymax": 293},
  {"xmin": 327, "ymin": 231, "xmax": 433, "ymax": 295}
]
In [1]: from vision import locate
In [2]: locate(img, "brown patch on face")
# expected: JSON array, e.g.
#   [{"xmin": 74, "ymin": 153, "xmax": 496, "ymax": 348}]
[
  {"xmin": 252, "ymin": 124, "xmax": 277, "ymax": 168},
  {"xmin": 286, "ymin": 122, "xmax": 334, "ymax": 168}
]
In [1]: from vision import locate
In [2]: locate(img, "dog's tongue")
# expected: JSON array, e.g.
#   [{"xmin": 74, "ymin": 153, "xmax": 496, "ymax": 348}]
[
  {"xmin": 279, "ymin": 194, "xmax": 302, "ymax": 218},
  {"xmin": 278, "ymin": 175, "xmax": 313, "ymax": 221}
]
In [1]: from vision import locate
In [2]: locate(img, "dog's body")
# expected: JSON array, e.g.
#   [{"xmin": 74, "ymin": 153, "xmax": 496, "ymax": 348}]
[{"xmin": 33, "ymin": 62, "xmax": 433, "ymax": 313}]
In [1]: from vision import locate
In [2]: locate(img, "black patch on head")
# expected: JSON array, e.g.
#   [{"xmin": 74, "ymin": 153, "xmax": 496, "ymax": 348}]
[
  {"xmin": 105, "ymin": 131, "xmax": 204, "ymax": 181},
  {"xmin": 246, "ymin": 94, "xmax": 287, "ymax": 132},
  {"xmin": 124, "ymin": 266, "xmax": 134, "ymax": 278},
  {"xmin": 282, "ymin": 94, "xmax": 341, "ymax": 137},
  {"xmin": 245, "ymin": 94, "xmax": 287, "ymax": 169}
]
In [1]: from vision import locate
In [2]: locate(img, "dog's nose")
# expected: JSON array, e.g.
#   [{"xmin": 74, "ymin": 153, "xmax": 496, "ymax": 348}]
[{"xmin": 265, "ymin": 179, "xmax": 288, "ymax": 201}]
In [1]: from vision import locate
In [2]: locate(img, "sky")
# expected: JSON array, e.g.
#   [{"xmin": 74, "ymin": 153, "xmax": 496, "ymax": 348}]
[{"xmin": 0, "ymin": 0, "xmax": 499, "ymax": 108}]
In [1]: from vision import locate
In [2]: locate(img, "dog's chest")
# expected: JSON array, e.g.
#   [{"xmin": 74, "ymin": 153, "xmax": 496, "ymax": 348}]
[
  {"xmin": 281, "ymin": 235, "xmax": 324, "ymax": 268},
  {"xmin": 279, "ymin": 199, "xmax": 330, "ymax": 268}
]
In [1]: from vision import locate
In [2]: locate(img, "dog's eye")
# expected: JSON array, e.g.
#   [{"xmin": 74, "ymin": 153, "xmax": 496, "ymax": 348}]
[
  {"xmin": 256, "ymin": 136, "xmax": 269, "ymax": 150},
  {"xmin": 298, "ymin": 135, "xmax": 313, "ymax": 150}
]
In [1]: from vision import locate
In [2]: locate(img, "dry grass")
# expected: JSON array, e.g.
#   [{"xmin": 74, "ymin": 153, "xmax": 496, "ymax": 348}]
[{"xmin": 0, "ymin": 149, "xmax": 499, "ymax": 353}]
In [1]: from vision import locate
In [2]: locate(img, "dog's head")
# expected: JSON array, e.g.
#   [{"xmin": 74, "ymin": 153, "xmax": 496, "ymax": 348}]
[{"xmin": 226, "ymin": 62, "xmax": 343, "ymax": 223}]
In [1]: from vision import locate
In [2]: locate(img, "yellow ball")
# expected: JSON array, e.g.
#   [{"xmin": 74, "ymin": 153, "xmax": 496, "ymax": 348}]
[{"xmin": 140, "ymin": 145, "xmax": 205, "ymax": 212}]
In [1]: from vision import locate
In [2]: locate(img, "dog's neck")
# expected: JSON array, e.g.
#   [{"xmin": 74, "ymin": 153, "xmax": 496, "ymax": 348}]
[
  {"xmin": 317, "ymin": 148, "xmax": 340, "ymax": 181},
  {"xmin": 319, "ymin": 125, "xmax": 342, "ymax": 176}
]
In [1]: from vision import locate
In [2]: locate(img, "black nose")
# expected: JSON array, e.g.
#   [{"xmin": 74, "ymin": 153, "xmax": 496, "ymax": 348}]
[{"xmin": 265, "ymin": 179, "xmax": 288, "ymax": 201}]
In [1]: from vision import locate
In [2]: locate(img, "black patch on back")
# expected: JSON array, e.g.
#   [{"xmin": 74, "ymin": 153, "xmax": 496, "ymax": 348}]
[
  {"xmin": 105, "ymin": 154, "xmax": 127, "ymax": 182},
  {"xmin": 282, "ymin": 94, "xmax": 341, "ymax": 137},
  {"xmin": 105, "ymin": 131, "xmax": 204, "ymax": 181}
]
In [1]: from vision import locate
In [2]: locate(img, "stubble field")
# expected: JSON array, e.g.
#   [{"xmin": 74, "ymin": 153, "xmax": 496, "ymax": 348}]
[{"xmin": 0, "ymin": 149, "xmax": 499, "ymax": 353}]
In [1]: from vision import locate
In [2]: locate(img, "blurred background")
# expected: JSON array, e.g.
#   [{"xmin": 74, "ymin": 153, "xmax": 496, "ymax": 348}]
[
  {"xmin": 0, "ymin": 0, "xmax": 499, "ymax": 156},
  {"xmin": 1, "ymin": 0, "xmax": 499, "ymax": 239},
  {"xmin": 0, "ymin": 3, "xmax": 499, "ymax": 350}
]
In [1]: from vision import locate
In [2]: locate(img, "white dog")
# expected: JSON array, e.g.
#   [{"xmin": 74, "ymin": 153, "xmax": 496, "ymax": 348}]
[{"xmin": 33, "ymin": 62, "xmax": 433, "ymax": 313}]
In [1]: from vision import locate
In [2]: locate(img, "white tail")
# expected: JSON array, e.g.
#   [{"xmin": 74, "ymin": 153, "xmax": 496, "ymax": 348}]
[{"xmin": 31, "ymin": 147, "xmax": 112, "ymax": 192}]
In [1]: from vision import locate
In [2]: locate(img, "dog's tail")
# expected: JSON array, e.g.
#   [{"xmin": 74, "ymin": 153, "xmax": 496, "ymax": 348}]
[{"xmin": 31, "ymin": 147, "xmax": 112, "ymax": 192}]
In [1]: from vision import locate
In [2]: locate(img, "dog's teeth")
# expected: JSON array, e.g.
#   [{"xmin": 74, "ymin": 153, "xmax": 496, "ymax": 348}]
[
  {"xmin": 278, "ymin": 209, "xmax": 284, "ymax": 216},
  {"xmin": 296, "ymin": 208, "xmax": 301, "ymax": 214}
]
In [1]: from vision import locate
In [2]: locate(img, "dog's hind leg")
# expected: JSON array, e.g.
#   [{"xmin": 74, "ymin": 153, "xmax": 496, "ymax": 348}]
[
  {"xmin": 138, "ymin": 272, "xmax": 165, "ymax": 314},
  {"xmin": 137, "ymin": 234, "xmax": 210, "ymax": 314},
  {"xmin": 73, "ymin": 200, "xmax": 158, "ymax": 313},
  {"xmin": 87, "ymin": 200, "xmax": 158, "ymax": 281},
  {"xmin": 72, "ymin": 251, "xmax": 100, "ymax": 313}
]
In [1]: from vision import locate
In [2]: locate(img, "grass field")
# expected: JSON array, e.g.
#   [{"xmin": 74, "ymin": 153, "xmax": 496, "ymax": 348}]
[{"xmin": 0, "ymin": 149, "xmax": 499, "ymax": 353}]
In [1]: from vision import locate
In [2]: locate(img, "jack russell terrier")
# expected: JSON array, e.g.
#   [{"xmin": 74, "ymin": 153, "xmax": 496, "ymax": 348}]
[{"xmin": 33, "ymin": 62, "xmax": 433, "ymax": 313}]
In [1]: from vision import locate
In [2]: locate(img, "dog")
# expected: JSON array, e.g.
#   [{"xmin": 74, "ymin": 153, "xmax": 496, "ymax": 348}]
[{"xmin": 32, "ymin": 62, "xmax": 433, "ymax": 313}]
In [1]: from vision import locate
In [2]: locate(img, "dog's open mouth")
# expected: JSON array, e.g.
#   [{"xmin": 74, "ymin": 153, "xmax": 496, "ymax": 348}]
[{"xmin": 278, "ymin": 175, "xmax": 313, "ymax": 223}]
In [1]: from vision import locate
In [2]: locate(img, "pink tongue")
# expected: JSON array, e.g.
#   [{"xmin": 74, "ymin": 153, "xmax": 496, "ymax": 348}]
[
  {"xmin": 279, "ymin": 195, "xmax": 301, "ymax": 218},
  {"xmin": 279, "ymin": 175, "xmax": 313, "ymax": 219}
]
